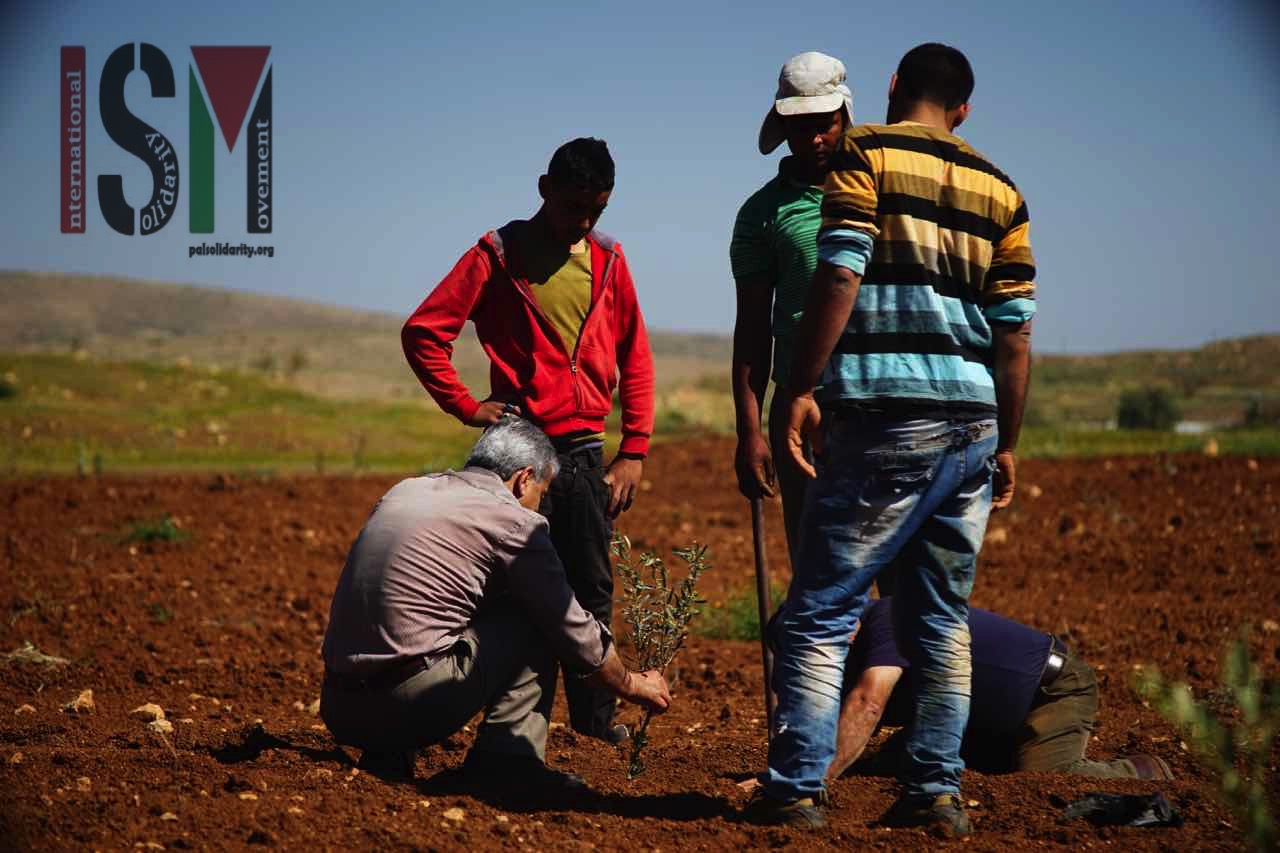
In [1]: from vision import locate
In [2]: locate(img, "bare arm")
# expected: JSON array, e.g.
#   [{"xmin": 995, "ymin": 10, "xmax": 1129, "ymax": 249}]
[
  {"xmin": 732, "ymin": 276, "xmax": 776, "ymax": 498},
  {"xmin": 991, "ymin": 319, "xmax": 1033, "ymax": 510},
  {"xmin": 827, "ymin": 665, "xmax": 902, "ymax": 781},
  {"xmin": 783, "ymin": 261, "xmax": 864, "ymax": 477}
]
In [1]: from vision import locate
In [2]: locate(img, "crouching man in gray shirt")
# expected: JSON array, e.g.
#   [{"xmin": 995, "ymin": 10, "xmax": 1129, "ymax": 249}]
[{"xmin": 320, "ymin": 417, "xmax": 671, "ymax": 790}]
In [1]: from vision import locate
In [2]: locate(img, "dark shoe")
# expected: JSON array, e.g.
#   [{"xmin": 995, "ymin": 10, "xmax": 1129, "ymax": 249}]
[
  {"xmin": 881, "ymin": 793, "xmax": 971, "ymax": 837},
  {"xmin": 1059, "ymin": 792, "xmax": 1183, "ymax": 828},
  {"xmin": 462, "ymin": 750, "xmax": 589, "ymax": 794},
  {"xmin": 742, "ymin": 789, "xmax": 828, "ymax": 829},
  {"xmin": 356, "ymin": 749, "xmax": 415, "ymax": 782},
  {"xmin": 1128, "ymin": 754, "xmax": 1174, "ymax": 781}
]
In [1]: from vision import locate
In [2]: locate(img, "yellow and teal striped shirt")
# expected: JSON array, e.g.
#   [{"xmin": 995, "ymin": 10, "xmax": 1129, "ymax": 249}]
[{"xmin": 816, "ymin": 121, "xmax": 1036, "ymax": 415}]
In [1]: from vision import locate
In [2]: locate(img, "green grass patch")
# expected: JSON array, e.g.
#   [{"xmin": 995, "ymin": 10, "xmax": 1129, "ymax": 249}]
[
  {"xmin": 697, "ymin": 581, "xmax": 785, "ymax": 642},
  {"xmin": 147, "ymin": 603, "xmax": 175, "ymax": 624},
  {"xmin": 122, "ymin": 514, "xmax": 189, "ymax": 544},
  {"xmin": 1019, "ymin": 427, "xmax": 1280, "ymax": 458}
]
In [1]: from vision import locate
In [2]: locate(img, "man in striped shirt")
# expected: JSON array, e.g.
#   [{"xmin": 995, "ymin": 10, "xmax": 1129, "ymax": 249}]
[{"xmin": 746, "ymin": 44, "xmax": 1035, "ymax": 836}]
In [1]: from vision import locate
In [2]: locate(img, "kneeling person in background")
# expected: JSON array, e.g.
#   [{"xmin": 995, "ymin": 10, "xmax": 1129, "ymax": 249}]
[
  {"xmin": 827, "ymin": 597, "xmax": 1173, "ymax": 782},
  {"xmin": 319, "ymin": 418, "xmax": 670, "ymax": 789}
]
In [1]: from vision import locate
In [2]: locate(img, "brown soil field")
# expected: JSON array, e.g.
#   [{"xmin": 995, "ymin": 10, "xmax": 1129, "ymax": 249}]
[{"xmin": 1, "ymin": 437, "xmax": 1277, "ymax": 850}]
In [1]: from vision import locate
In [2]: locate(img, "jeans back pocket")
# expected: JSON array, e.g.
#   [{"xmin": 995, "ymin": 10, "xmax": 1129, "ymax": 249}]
[{"xmin": 853, "ymin": 450, "xmax": 937, "ymax": 542}]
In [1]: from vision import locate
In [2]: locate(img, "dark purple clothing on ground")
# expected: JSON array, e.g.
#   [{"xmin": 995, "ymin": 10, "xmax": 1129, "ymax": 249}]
[{"xmin": 848, "ymin": 597, "xmax": 1052, "ymax": 734}]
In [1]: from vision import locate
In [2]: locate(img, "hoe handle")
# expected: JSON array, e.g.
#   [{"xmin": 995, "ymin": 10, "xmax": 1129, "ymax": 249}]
[{"xmin": 750, "ymin": 497, "xmax": 777, "ymax": 738}]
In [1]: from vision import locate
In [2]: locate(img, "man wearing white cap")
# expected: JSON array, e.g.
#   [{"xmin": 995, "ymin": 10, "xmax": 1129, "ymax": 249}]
[{"xmin": 730, "ymin": 51, "xmax": 853, "ymax": 559}]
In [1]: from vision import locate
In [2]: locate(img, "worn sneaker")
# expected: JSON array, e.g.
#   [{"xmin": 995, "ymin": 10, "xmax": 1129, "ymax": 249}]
[
  {"xmin": 356, "ymin": 749, "xmax": 416, "ymax": 782},
  {"xmin": 742, "ymin": 789, "xmax": 829, "ymax": 829},
  {"xmin": 881, "ymin": 793, "xmax": 971, "ymax": 837}
]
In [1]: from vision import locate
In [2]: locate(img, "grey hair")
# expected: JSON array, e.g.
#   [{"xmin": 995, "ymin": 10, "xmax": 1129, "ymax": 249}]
[{"xmin": 465, "ymin": 416, "xmax": 560, "ymax": 481}]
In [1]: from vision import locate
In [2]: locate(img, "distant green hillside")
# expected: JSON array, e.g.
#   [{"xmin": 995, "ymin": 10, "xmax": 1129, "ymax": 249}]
[
  {"xmin": 3, "ymin": 270, "xmax": 1277, "ymax": 434},
  {"xmin": 0, "ymin": 271, "xmax": 731, "ymax": 401},
  {"xmin": 1028, "ymin": 336, "xmax": 1280, "ymax": 426},
  {"xmin": 0, "ymin": 351, "xmax": 474, "ymax": 474},
  {"xmin": 2, "ymin": 351, "xmax": 1276, "ymax": 476}
]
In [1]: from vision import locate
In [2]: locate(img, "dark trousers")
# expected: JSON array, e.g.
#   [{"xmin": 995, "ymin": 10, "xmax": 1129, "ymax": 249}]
[
  {"xmin": 1015, "ymin": 651, "xmax": 1141, "ymax": 777},
  {"xmin": 946, "ymin": 651, "xmax": 1143, "ymax": 777},
  {"xmin": 540, "ymin": 445, "xmax": 616, "ymax": 737}
]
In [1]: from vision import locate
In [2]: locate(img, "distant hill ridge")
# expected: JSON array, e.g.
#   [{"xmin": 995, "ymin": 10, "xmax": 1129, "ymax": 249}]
[
  {"xmin": 0, "ymin": 271, "xmax": 734, "ymax": 399},
  {"xmin": 3, "ymin": 271, "xmax": 1277, "ymax": 408},
  {"xmin": 1, "ymin": 271, "xmax": 404, "ymax": 343}
]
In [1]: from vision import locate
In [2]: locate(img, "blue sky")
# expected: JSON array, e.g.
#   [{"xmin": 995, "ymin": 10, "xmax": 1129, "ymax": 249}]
[{"xmin": 2, "ymin": 0, "xmax": 1277, "ymax": 352}]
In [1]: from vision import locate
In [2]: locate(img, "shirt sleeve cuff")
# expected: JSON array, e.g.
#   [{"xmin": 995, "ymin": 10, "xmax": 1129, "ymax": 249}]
[
  {"xmin": 452, "ymin": 395, "xmax": 482, "ymax": 425},
  {"xmin": 984, "ymin": 297, "xmax": 1036, "ymax": 324},
  {"xmin": 618, "ymin": 433, "xmax": 650, "ymax": 458},
  {"xmin": 573, "ymin": 624, "xmax": 614, "ymax": 676},
  {"xmin": 817, "ymin": 228, "xmax": 875, "ymax": 275}
]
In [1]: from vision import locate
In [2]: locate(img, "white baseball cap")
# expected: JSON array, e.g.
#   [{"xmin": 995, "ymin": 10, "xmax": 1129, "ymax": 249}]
[{"xmin": 759, "ymin": 51, "xmax": 855, "ymax": 155}]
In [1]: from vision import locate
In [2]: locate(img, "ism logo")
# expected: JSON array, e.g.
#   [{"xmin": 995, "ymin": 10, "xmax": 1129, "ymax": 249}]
[{"xmin": 61, "ymin": 44, "xmax": 272, "ymax": 236}]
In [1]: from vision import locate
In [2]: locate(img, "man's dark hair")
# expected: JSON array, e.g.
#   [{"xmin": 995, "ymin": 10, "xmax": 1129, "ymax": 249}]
[
  {"xmin": 894, "ymin": 43, "xmax": 974, "ymax": 110},
  {"xmin": 547, "ymin": 137, "xmax": 615, "ymax": 192}
]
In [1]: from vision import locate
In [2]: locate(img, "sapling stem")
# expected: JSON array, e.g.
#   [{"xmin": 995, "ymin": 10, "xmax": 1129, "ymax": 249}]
[{"xmin": 612, "ymin": 535, "xmax": 709, "ymax": 779}]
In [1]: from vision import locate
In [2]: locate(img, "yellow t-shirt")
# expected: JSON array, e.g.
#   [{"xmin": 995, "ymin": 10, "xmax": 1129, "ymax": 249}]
[{"xmin": 518, "ymin": 225, "xmax": 592, "ymax": 357}]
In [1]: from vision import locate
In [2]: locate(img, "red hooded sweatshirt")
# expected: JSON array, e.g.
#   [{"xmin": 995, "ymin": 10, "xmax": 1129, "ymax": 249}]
[{"xmin": 402, "ymin": 223, "xmax": 655, "ymax": 457}]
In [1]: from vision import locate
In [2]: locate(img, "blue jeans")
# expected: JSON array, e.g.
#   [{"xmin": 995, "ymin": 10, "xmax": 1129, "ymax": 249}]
[{"xmin": 764, "ymin": 414, "xmax": 998, "ymax": 801}]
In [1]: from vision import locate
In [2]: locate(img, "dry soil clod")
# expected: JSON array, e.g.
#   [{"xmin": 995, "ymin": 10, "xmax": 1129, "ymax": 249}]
[
  {"xmin": 63, "ymin": 689, "xmax": 95, "ymax": 715},
  {"xmin": 131, "ymin": 703, "xmax": 166, "ymax": 722}
]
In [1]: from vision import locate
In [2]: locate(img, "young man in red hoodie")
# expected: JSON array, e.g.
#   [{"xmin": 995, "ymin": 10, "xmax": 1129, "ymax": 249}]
[{"xmin": 402, "ymin": 137, "xmax": 655, "ymax": 744}]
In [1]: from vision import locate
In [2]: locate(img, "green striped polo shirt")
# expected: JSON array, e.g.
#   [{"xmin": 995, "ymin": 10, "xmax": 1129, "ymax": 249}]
[{"xmin": 729, "ymin": 156, "xmax": 822, "ymax": 387}]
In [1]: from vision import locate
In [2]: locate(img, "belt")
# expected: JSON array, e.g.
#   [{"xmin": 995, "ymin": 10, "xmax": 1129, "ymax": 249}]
[
  {"xmin": 324, "ymin": 653, "xmax": 438, "ymax": 693},
  {"xmin": 824, "ymin": 400, "xmax": 998, "ymax": 425},
  {"xmin": 552, "ymin": 439, "xmax": 604, "ymax": 459},
  {"xmin": 1039, "ymin": 636, "xmax": 1068, "ymax": 690}
]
